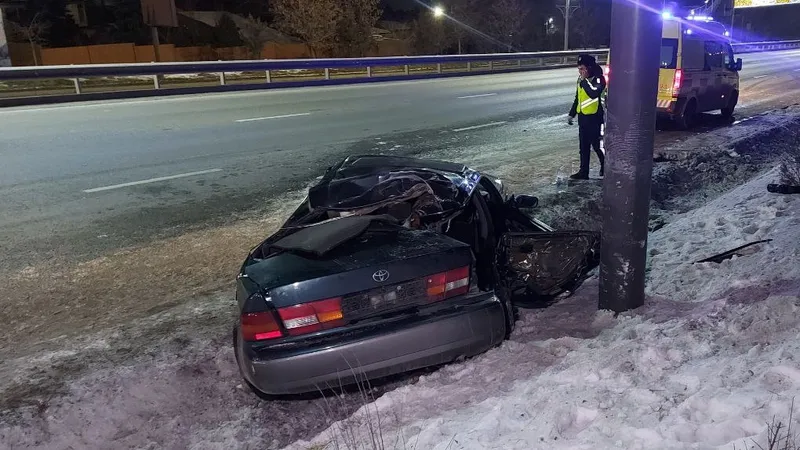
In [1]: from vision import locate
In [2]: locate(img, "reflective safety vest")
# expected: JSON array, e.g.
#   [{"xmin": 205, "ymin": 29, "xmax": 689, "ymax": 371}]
[{"xmin": 576, "ymin": 78, "xmax": 600, "ymax": 115}]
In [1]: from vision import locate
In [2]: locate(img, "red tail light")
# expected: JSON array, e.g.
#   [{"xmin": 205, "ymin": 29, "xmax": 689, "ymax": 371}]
[
  {"xmin": 603, "ymin": 65, "xmax": 610, "ymax": 83},
  {"xmin": 426, "ymin": 266, "xmax": 471, "ymax": 302},
  {"xmin": 672, "ymin": 69, "xmax": 683, "ymax": 96},
  {"xmin": 241, "ymin": 311, "xmax": 283, "ymax": 341},
  {"xmin": 278, "ymin": 297, "xmax": 344, "ymax": 336}
]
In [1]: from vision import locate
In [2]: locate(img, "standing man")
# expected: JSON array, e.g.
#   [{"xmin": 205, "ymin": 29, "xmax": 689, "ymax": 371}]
[{"xmin": 568, "ymin": 54, "xmax": 606, "ymax": 179}]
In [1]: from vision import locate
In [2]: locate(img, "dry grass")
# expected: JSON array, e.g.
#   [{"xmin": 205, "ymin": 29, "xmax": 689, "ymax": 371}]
[
  {"xmin": 0, "ymin": 189, "xmax": 306, "ymax": 359},
  {"xmin": 310, "ymin": 369, "xmax": 458, "ymax": 450},
  {"xmin": 735, "ymin": 398, "xmax": 799, "ymax": 450}
]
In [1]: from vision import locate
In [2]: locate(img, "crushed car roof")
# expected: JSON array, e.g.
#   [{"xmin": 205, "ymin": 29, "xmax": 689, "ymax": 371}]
[{"xmin": 306, "ymin": 155, "xmax": 483, "ymax": 216}]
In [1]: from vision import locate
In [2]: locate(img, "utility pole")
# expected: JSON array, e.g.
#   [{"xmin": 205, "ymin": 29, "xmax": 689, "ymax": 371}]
[
  {"xmin": 598, "ymin": 0, "xmax": 661, "ymax": 312},
  {"xmin": 556, "ymin": 0, "xmax": 580, "ymax": 50},
  {"xmin": 151, "ymin": 26, "xmax": 161, "ymax": 62}
]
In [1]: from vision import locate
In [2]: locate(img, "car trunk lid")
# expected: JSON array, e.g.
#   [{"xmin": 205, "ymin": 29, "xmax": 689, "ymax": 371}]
[{"xmin": 244, "ymin": 226, "xmax": 473, "ymax": 316}]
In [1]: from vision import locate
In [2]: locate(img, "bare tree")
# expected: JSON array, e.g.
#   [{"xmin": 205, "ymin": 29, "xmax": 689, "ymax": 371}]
[
  {"xmin": 443, "ymin": 0, "xmax": 481, "ymax": 54},
  {"xmin": 411, "ymin": 15, "xmax": 450, "ymax": 55},
  {"xmin": 567, "ymin": 2, "xmax": 611, "ymax": 49},
  {"xmin": 272, "ymin": 0, "xmax": 342, "ymax": 57},
  {"xmin": 481, "ymin": 0, "xmax": 529, "ymax": 52},
  {"xmin": 237, "ymin": 14, "xmax": 271, "ymax": 58},
  {"xmin": 9, "ymin": 13, "xmax": 50, "ymax": 66},
  {"xmin": 335, "ymin": 0, "xmax": 381, "ymax": 57}
]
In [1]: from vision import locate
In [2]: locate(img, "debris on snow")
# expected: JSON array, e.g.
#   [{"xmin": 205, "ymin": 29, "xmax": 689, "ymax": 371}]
[{"xmin": 693, "ymin": 239, "xmax": 773, "ymax": 264}]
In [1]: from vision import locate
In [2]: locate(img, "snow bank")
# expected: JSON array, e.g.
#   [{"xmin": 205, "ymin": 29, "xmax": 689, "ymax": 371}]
[{"xmin": 286, "ymin": 167, "xmax": 800, "ymax": 450}]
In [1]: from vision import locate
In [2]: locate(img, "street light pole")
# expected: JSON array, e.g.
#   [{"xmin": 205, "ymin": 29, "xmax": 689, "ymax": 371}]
[
  {"xmin": 598, "ymin": 0, "xmax": 661, "ymax": 312},
  {"xmin": 556, "ymin": 0, "xmax": 580, "ymax": 50},
  {"xmin": 564, "ymin": 0, "xmax": 571, "ymax": 50}
]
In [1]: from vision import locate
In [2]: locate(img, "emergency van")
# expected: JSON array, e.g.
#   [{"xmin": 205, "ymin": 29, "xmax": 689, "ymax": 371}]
[{"xmin": 604, "ymin": 14, "xmax": 742, "ymax": 130}]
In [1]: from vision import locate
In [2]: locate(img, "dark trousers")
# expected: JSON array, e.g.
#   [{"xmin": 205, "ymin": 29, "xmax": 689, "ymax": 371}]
[{"xmin": 578, "ymin": 119, "xmax": 605, "ymax": 175}]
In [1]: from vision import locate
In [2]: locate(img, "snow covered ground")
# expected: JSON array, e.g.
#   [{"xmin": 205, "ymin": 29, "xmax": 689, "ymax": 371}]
[
  {"xmin": 286, "ymin": 167, "xmax": 800, "ymax": 450},
  {"xmin": 1, "ymin": 108, "xmax": 798, "ymax": 449}
]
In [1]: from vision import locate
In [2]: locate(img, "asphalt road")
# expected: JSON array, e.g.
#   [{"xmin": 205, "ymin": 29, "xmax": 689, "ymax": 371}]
[{"xmin": 2, "ymin": 49, "xmax": 800, "ymax": 271}]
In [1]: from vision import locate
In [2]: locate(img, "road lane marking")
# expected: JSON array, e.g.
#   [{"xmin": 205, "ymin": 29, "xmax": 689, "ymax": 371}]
[
  {"xmin": 457, "ymin": 93, "xmax": 497, "ymax": 99},
  {"xmin": 753, "ymin": 75, "xmax": 769, "ymax": 79},
  {"xmin": 453, "ymin": 121, "xmax": 507, "ymax": 132},
  {"xmin": 83, "ymin": 169, "xmax": 223, "ymax": 193},
  {"xmin": 235, "ymin": 112, "xmax": 311, "ymax": 122}
]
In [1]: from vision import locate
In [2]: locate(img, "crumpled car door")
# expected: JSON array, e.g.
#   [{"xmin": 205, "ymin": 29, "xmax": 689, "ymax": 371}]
[{"xmin": 495, "ymin": 231, "xmax": 600, "ymax": 306}]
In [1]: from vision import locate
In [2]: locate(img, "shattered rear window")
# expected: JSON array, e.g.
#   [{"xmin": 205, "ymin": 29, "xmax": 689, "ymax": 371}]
[{"xmin": 309, "ymin": 167, "xmax": 479, "ymax": 217}]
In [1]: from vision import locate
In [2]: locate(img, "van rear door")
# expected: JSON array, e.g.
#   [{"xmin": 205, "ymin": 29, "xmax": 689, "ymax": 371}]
[{"xmin": 657, "ymin": 38, "xmax": 679, "ymax": 110}]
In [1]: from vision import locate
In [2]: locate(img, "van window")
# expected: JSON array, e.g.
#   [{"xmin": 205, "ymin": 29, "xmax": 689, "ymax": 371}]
[
  {"xmin": 661, "ymin": 38, "xmax": 678, "ymax": 69},
  {"xmin": 681, "ymin": 38, "xmax": 706, "ymax": 70},
  {"xmin": 724, "ymin": 43, "xmax": 735, "ymax": 67},
  {"xmin": 704, "ymin": 41, "xmax": 725, "ymax": 69}
]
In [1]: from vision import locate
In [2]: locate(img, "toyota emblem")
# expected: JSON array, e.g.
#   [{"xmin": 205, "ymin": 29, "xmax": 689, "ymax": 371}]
[{"xmin": 372, "ymin": 269, "xmax": 390, "ymax": 283}]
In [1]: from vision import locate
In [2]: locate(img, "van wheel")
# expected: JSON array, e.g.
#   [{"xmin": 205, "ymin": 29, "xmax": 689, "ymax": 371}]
[
  {"xmin": 721, "ymin": 91, "xmax": 738, "ymax": 119},
  {"xmin": 676, "ymin": 99, "xmax": 697, "ymax": 130}
]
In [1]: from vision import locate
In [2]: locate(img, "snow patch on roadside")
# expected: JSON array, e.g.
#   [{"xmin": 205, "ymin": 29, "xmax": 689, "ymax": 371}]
[
  {"xmin": 285, "ymin": 167, "xmax": 800, "ymax": 450},
  {"xmin": 2, "ymin": 107, "xmax": 800, "ymax": 449},
  {"xmin": 0, "ymin": 291, "xmax": 376, "ymax": 450}
]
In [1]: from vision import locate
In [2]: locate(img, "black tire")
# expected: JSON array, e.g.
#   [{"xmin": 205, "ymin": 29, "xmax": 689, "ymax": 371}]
[
  {"xmin": 767, "ymin": 184, "xmax": 800, "ymax": 194},
  {"xmin": 492, "ymin": 274, "xmax": 518, "ymax": 339},
  {"xmin": 676, "ymin": 99, "xmax": 697, "ymax": 130},
  {"xmin": 503, "ymin": 295, "xmax": 518, "ymax": 338},
  {"xmin": 721, "ymin": 90, "xmax": 738, "ymax": 119}
]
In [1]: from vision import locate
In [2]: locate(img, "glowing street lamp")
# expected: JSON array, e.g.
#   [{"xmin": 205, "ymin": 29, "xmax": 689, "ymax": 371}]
[{"xmin": 433, "ymin": 5, "xmax": 445, "ymax": 18}]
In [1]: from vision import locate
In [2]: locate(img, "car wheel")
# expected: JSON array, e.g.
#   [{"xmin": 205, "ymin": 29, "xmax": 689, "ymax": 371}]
[
  {"xmin": 676, "ymin": 99, "xmax": 697, "ymax": 130},
  {"xmin": 232, "ymin": 325, "xmax": 274, "ymax": 401},
  {"xmin": 721, "ymin": 91, "xmax": 738, "ymax": 119},
  {"xmin": 494, "ymin": 285, "xmax": 517, "ymax": 339}
]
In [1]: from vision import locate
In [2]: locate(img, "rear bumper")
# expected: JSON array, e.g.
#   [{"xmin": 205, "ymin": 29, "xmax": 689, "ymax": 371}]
[
  {"xmin": 656, "ymin": 98, "xmax": 676, "ymax": 116},
  {"xmin": 236, "ymin": 293, "xmax": 506, "ymax": 395},
  {"xmin": 657, "ymin": 97, "xmax": 688, "ymax": 119}
]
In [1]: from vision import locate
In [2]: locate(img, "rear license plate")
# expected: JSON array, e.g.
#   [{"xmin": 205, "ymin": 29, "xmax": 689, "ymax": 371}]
[{"xmin": 342, "ymin": 280, "xmax": 425, "ymax": 318}]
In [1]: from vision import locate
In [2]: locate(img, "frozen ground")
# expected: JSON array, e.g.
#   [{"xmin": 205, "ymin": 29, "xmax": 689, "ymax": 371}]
[
  {"xmin": 1, "ymin": 108, "xmax": 800, "ymax": 449},
  {"xmin": 286, "ymin": 166, "xmax": 800, "ymax": 450}
]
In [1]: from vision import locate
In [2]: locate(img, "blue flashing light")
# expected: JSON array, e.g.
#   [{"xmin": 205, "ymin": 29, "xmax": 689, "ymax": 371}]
[{"xmin": 661, "ymin": 11, "xmax": 673, "ymax": 19}]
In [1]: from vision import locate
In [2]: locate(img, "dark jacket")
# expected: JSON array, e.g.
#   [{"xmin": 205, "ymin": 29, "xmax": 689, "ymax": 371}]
[{"xmin": 569, "ymin": 65, "xmax": 606, "ymax": 124}]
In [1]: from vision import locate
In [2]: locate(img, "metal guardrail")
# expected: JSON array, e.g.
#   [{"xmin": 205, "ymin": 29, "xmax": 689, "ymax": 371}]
[
  {"xmin": 0, "ymin": 49, "xmax": 609, "ymax": 106},
  {"xmin": 731, "ymin": 39, "xmax": 800, "ymax": 53},
  {"xmin": 0, "ymin": 49, "xmax": 609, "ymax": 80},
  {"xmin": 0, "ymin": 40, "xmax": 796, "ymax": 106}
]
